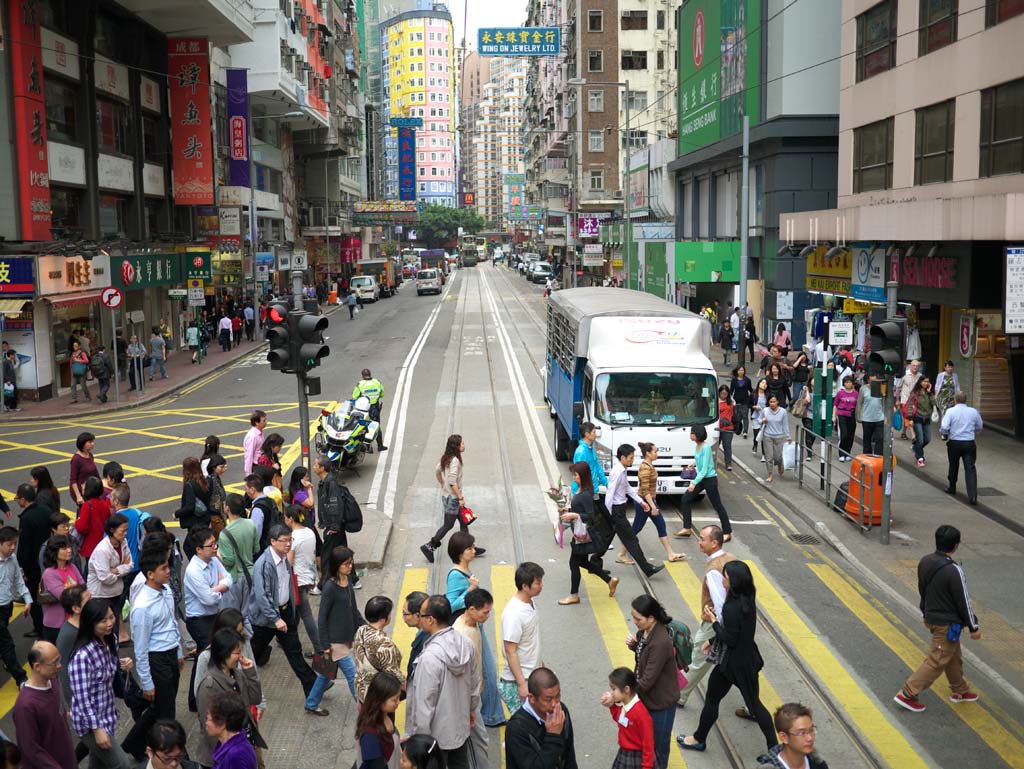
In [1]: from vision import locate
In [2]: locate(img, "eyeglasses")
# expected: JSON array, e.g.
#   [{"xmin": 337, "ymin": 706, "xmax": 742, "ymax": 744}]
[
  {"xmin": 155, "ymin": 752, "xmax": 185, "ymax": 767},
  {"xmin": 787, "ymin": 727, "xmax": 817, "ymax": 738},
  {"xmin": 273, "ymin": 537, "xmax": 292, "ymax": 544},
  {"xmin": 402, "ymin": 611, "xmax": 420, "ymax": 618},
  {"xmin": 202, "ymin": 542, "xmax": 219, "ymax": 550}
]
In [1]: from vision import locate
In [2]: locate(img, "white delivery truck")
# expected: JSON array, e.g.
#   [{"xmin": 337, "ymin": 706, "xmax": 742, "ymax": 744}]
[{"xmin": 545, "ymin": 288, "xmax": 718, "ymax": 495}]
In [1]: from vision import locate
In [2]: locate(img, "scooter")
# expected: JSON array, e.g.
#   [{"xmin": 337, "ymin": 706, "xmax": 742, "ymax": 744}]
[{"xmin": 314, "ymin": 396, "xmax": 380, "ymax": 467}]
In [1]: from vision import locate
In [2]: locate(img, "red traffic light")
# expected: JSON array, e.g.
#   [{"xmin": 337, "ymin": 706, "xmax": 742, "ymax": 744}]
[{"xmin": 269, "ymin": 305, "xmax": 288, "ymax": 324}]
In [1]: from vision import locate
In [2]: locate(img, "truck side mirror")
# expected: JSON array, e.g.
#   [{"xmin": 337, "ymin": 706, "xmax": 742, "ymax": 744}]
[{"xmin": 572, "ymin": 401, "xmax": 585, "ymax": 421}]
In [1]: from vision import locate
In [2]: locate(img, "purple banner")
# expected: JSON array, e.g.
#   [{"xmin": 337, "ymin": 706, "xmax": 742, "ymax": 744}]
[
  {"xmin": 398, "ymin": 127, "xmax": 416, "ymax": 201},
  {"xmin": 227, "ymin": 69, "xmax": 250, "ymax": 188}
]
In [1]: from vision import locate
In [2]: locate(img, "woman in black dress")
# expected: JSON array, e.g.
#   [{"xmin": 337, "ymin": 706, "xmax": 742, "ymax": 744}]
[
  {"xmin": 557, "ymin": 461, "xmax": 617, "ymax": 605},
  {"xmin": 678, "ymin": 560, "xmax": 778, "ymax": 754}
]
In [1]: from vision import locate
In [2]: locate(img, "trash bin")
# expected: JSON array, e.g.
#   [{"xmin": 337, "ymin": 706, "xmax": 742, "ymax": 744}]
[
  {"xmin": 328, "ymin": 290, "xmax": 338, "ymax": 304},
  {"xmin": 845, "ymin": 454, "xmax": 884, "ymax": 525}
]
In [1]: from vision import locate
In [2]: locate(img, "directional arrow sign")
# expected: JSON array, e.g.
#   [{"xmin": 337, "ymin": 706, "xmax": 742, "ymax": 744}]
[{"xmin": 100, "ymin": 287, "xmax": 123, "ymax": 309}]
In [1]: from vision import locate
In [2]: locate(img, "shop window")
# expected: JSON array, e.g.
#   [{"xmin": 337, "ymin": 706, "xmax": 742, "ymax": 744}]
[
  {"xmin": 142, "ymin": 115, "xmax": 165, "ymax": 164},
  {"xmin": 98, "ymin": 195, "xmax": 128, "ymax": 237},
  {"xmin": 145, "ymin": 199, "xmax": 165, "ymax": 238},
  {"xmin": 94, "ymin": 13, "xmax": 125, "ymax": 60},
  {"xmin": 588, "ymin": 130, "xmax": 604, "ymax": 152},
  {"xmin": 856, "ymin": 0, "xmax": 897, "ymax": 82},
  {"xmin": 96, "ymin": 98, "xmax": 132, "ymax": 155},
  {"xmin": 980, "ymin": 77, "xmax": 1024, "ymax": 177},
  {"xmin": 588, "ymin": 170, "xmax": 604, "ymax": 191},
  {"xmin": 588, "ymin": 50, "xmax": 603, "ymax": 73},
  {"xmin": 50, "ymin": 187, "xmax": 83, "ymax": 232},
  {"xmin": 45, "ymin": 79, "xmax": 79, "ymax": 144},
  {"xmin": 588, "ymin": 10, "xmax": 603, "ymax": 32},
  {"xmin": 915, "ymin": 99, "xmax": 955, "ymax": 184},
  {"xmin": 920, "ymin": 0, "xmax": 958, "ymax": 55},
  {"xmin": 621, "ymin": 51, "xmax": 648, "ymax": 70},
  {"xmin": 621, "ymin": 10, "xmax": 648, "ymax": 30},
  {"xmin": 985, "ymin": 0, "xmax": 1024, "ymax": 26},
  {"xmin": 39, "ymin": 0, "xmax": 70, "ymax": 33},
  {"xmin": 853, "ymin": 117, "xmax": 895, "ymax": 192}
]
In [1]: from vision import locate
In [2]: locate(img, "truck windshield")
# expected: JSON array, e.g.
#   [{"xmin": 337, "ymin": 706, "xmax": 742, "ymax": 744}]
[{"xmin": 594, "ymin": 372, "xmax": 718, "ymax": 426}]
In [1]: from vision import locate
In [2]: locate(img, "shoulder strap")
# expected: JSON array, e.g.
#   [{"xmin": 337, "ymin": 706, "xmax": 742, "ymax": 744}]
[
  {"xmin": 922, "ymin": 558, "xmax": 954, "ymax": 595},
  {"xmin": 221, "ymin": 528, "xmax": 252, "ymax": 589}
]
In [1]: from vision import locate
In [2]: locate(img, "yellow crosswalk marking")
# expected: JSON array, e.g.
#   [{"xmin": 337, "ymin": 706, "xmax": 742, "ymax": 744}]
[
  {"xmin": 0, "ymin": 605, "xmax": 30, "ymax": 715},
  {"xmin": 490, "ymin": 564, "xmax": 517, "ymax": 769},
  {"xmin": 392, "ymin": 567, "xmax": 429, "ymax": 734},
  {"xmin": 808, "ymin": 562, "xmax": 1024, "ymax": 768},
  {"xmin": 747, "ymin": 563, "xmax": 929, "ymax": 769}
]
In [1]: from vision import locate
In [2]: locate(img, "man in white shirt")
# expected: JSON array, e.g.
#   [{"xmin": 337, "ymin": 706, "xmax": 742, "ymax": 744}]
[
  {"xmin": 941, "ymin": 391, "xmax": 984, "ymax": 505},
  {"xmin": 217, "ymin": 313, "xmax": 233, "ymax": 352},
  {"xmin": 605, "ymin": 444, "xmax": 663, "ymax": 578},
  {"xmin": 500, "ymin": 562, "xmax": 544, "ymax": 714},
  {"xmin": 183, "ymin": 527, "xmax": 232, "ymax": 708}
]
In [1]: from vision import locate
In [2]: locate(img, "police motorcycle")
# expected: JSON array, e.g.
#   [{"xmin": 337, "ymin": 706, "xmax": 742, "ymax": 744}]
[{"xmin": 315, "ymin": 396, "xmax": 380, "ymax": 467}]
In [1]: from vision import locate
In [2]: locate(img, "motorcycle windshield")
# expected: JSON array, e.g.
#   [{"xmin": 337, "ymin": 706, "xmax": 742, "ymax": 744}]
[{"xmin": 326, "ymin": 410, "xmax": 358, "ymax": 433}]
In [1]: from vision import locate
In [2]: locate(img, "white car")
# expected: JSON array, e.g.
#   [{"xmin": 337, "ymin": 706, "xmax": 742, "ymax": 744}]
[
  {"xmin": 349, "ymin": 275, "xmax": 380, "ymax": 302},
  {"xmin": 416, "ymin": 269, "xmax": 442, "ymax": 296}
]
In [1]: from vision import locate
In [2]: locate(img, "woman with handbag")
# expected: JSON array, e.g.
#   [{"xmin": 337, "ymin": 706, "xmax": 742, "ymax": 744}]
[
  {"xmin": 40, "ymin": 535, "xmax": 84, "ymax": 643},
  {"xmin": 908, "ymin": 376, "xmax": 935, "ymax": 467},
  {"xmin": 557, "ymin": 462, "xmax": 618, "ymax": 606},
  {"xmin": 619, "ymin": 443, "xmax": 686, "ymax": 566},
  {"xmin": 195, "ymin": 628, "xmax": 266, "ymax": 769},
  {"xmin": 678, "ymin": 561, "xmax": 778, "ymax": 754},
  {"xmin": 790, "ymin": 352, "xmax": 811, "ymax": 405},
  {"xmin": 355, "ymin": 672, "xmax": 403, "ymax": 769},
  {"xmin": 205, "ymin": 455, "xmax": 229, "ymax": 535},
  {"xmin": 308, "ymin": 545, "xmax": 365, "ymax": 711},
  {"xmin": 256, "ymin": 433, "xmax": 285, "ymax": 475},
  {"xmin": 69, "ymin": 340, "xmax": 91, "ymax": 403},
  {"xmin": 795, "ymin": 377, "xmax": 815, "ymax": 456},
  {"xmin": 626, "ymin": 595, "xmax": 680, "ymax": 769},
  {"xmin": 420, "ymin": 434, "xmax": 486, "ymax": 563},
  {"xmin": 178, "ymin": 458, "xmax": 212, "ymax": 559}
]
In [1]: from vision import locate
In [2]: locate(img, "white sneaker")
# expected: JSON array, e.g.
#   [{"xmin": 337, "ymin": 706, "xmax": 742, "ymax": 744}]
[
  {"xmin": 309, "ymin": 586, "xmax": 321, "ymax": 596},
  {"xmin": 759, "ymin": 457, "xmax": 766, "ymax": 463}
]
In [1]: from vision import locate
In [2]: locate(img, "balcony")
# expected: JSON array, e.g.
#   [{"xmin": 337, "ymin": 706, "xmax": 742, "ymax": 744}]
[
  {"xmin": 299, "ymin": 199, "xmax": 352, "ymax": 237},
  {"xmin": 116, "ymin": 0, "xmax": 254, "ymax": 45}
]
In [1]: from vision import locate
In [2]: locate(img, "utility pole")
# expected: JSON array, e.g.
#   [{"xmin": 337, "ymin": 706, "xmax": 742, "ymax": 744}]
[
  {"xmin": 623, "ymin": 79, "xmax": 631, "ymax": 289},
  {"xmin": 880, "ymin": 280, "xmax": 900, "ymax": 545},
  {"xmin": 248, "ymin": 113, "xmax": 260, "ymax": 341},
  {"xmin": 739, "ymin": 115, "xmax": 750, "ymax": 369}
]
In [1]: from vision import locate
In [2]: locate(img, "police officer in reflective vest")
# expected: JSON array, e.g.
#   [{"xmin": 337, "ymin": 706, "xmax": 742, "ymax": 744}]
[{"xmin": 353, "ymin": 368, "xmax": 388, "ymax": 451}]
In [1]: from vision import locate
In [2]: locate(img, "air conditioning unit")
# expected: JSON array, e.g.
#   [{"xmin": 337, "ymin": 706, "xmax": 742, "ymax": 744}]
[{"xmin": 613, "ymin": 189, "xmax": 623, "ymax": 198}]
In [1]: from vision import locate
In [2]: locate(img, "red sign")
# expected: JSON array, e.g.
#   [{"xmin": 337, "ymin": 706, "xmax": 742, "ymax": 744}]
[
  {"xmin": 463, "ymin": 192, "xmax": 476, "ymax": 206},
  {"xmin": 959, "ymin": 315, "xmax": 973, "ymax": 358},
  {"xmin": 100, "ymin": 287, "xmax": 123, "ymax": 309},
  {"xmin": 230, "ymin": 116, "xmax": 248, "ymax": 161},
  {"xmin": 168, "ymin": 38, "xmax": 214, "ymax": 205},
  {"xmin": 8, "ymin": 0, "xmax": 52, "ymax": 240},
  {"xmin": 901, "ymin": 255, "xmax": 956, "ymax": 290},
  {"xmin": 121, "ymin": 260, "xmax": 135, "ymax": 286},
  {"xmin": 693, "ymin": 10, "xmax": 705, "ymax": 68}
]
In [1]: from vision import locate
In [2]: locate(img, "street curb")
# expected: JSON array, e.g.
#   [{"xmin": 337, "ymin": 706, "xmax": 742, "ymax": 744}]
[
  {"xmin": 729, "ymin": 450, "xmax": 1024, "ymax": 710},
  {"xmin": 355, "ymin": 514, "xmax": 393, "ymax": 571}
]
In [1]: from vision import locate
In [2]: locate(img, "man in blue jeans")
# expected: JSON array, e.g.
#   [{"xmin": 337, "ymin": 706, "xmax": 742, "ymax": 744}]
[{"xmin": 149, "ymin": 327, "xmax": 167, "ymax": 380}]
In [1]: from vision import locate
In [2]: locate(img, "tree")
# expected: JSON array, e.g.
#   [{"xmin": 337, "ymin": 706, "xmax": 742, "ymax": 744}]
[{"xmin": 416, "ymin": 204, "xmax": 485, "ymax": 248}]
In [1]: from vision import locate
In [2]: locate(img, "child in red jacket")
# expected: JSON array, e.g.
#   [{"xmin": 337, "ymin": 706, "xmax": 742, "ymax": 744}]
[{"xmin": 601, "ymin": 667, "xmax": 656, "ymax": 769}]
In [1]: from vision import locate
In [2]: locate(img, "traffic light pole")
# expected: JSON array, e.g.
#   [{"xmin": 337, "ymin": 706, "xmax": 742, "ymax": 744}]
[
  {"xmin": 293, "ymin": 268, "xmax": 310, "ymax": 472},
  {"xmin": 880, "ymin": 279, "xmax": 900, "ymax": 545}
]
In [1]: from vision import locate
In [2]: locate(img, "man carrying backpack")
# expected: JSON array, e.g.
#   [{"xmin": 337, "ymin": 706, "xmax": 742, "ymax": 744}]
[
  {"xmin": 91, "ymin": 344, "xmax": 114, "ymax": 403},
  {"xmin": 313, "ymin": 454, "xmax": 362, "ymax": 587}
]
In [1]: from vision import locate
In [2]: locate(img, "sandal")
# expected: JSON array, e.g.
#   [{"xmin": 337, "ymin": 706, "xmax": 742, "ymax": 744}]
[
  {"xmin": 615, "ymin": 557, "xmax": 636, "ymax": 565},
  {"xmin": 667, "ymin": 554, "xmax": 687, "ymax": 562},
  {"xmin": 608, "ymin": 577, "xmax": 619, "ymax": 597},
  {"xmin": 672, "ymin": 529, "xmax": 693, "ymax": 539},
  {"xmin": 766, "ymin": 475, "xmax": 773, "ymax": 482},
  {"xmin": 558, "ymin": 596, "xmax": 580, "ymax": 605}
]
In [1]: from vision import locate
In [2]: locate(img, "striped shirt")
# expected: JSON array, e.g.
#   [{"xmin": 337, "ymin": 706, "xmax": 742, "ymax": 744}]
[{"xmin": 68, "ymin": 640, "xmax": 119, "ymax": 737}]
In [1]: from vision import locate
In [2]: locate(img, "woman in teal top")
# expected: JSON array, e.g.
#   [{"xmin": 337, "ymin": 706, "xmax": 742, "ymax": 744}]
[
  {"xmin": 444, "ymin": 531, "xmax": 506, "ymax": 727},
  {"xmin": 672, "ymin": 425, "xmax": 733, "ymax": 541}
]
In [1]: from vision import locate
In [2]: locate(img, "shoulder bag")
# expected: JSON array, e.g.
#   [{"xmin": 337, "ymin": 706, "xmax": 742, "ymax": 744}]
[{"xmin": 220, "ymin": 527, "xmax": 252, "ymax": 614}]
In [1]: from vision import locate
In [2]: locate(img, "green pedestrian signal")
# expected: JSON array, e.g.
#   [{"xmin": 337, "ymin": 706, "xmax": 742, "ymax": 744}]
[
  {"xmin": 287, "ymin": 311, "xmax": 330, "ymax": 373},
  {"xmin": 868, "ymin": 320, "xmax": 905, "ymax": 376}
]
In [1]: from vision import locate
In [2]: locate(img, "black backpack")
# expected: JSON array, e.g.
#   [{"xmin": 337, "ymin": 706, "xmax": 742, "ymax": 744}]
[
  {"xmin": 339, "ymin": 483, "xmax": 363, "ymax": 533},
  {"xmin": 254, "ymin": 497, "xmax": 282, "ymax": 554}
]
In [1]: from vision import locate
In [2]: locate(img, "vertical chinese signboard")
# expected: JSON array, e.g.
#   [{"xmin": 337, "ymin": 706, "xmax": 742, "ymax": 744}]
[
  {"xmin": 168, "ymin": 38, "xmax": 214, "ymax": 205},
  {"xmin": 398, "ymin": 128, "xmax": 416, "ymax": 201},
  {"xmin": 506, "ymin": 174, "xmax": 525, "ymax": 220},
  {"xmin": 226, "ymin": 69, "xmax": 250, "ymax": 187},
  {"xmin": 8, "ymin": 0, "xmax": 52, "ymax": 240}
]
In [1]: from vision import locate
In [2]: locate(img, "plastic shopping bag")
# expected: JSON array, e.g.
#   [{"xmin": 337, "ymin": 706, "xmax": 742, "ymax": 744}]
[{"xmin": 782, "ymin": 441, "xmax": 797, "ymax": 471}]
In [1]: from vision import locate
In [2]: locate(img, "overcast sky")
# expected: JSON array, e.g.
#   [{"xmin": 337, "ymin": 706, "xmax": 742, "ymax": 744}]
[{"xmin": 447, "ymin": 1, "xmax": 528, "ymax": 50}]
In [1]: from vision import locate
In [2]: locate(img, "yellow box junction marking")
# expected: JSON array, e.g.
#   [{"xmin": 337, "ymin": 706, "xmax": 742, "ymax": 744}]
[{"xmin": 392, "ymin": 567, "xmax": 429, "ymax": 735}]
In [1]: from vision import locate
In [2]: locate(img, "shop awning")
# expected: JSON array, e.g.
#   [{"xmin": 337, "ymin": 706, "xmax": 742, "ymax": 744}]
[
  {"xmin": 47, "ymin": 290, "xmax": 105, "ymax": 309},
  {"xmin": 0, "ymin": 298, "xmax": 30, "ymax": 316}
]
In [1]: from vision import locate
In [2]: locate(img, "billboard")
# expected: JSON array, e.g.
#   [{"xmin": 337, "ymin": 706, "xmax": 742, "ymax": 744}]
[
  {"xmin": 226, "ymin": 69, "xmax": 250, "ymax": 187},
  {"xmin": 398, "ymin": 127, "xmax": 416, "ymax": 201},
  {"xmin": 168, "ymin": 38, "xmax": 214, "ymax": 205},
  {"xmin": 478, "ymin": 27, "xmax": 560, "ymax": 56},
  {"xmin": 678, "ymin": 0, "xmax": 761, "ymax": 156}
]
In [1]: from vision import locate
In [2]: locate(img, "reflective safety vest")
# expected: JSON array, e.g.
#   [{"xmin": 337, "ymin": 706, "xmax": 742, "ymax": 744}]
[{"xmin": 353, "ymin": 377, "xmax": 384, "ymax": 404}]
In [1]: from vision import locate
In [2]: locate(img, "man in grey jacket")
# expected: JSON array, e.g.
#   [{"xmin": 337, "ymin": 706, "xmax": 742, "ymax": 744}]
[
  {"xmin": 406, "ymin": 595, "xmax": 481, "ymax": 769},
  {"xmin": 246, "ymin": 524, "xmax": 319, "ymax": 702}
]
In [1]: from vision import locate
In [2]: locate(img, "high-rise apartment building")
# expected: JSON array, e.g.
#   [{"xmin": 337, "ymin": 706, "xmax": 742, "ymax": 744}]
[{"xmin": 380, "ymin": 3, "xmax": 457, "ymax": 206}]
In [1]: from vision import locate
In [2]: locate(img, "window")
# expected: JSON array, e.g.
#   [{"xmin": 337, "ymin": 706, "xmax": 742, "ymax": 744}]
[
  {"xmin": 853, "ymin": 117, "xmax": 895, "ymax": 192},
  {"xmin": 588, "ymin": 90, "xmax": 604, "ymax": 112},
  {"xmin": 93, "ymin": 13, "xmax": 123, "ymax": 59},
  {"xmin": 657, "ymin": 50, "xmax": 665, "ymax": 70},
  {"xmin": 39, "ymin": 0, "xmax": 70, "ymax": 33},
  {"xmin": 142, "ymin": 115, "xmax": 164, "ymax": 164},
  {"xmin": 621, "ymin": 50, "xmax": 648, "ymax": 70},
  {"xmin": 626, "ymin": 90, "xmax": 647, "ymax": 112},
  {"xmin": 144, "ymin": 200, "xmax": 164, "ymax": 238},
  {"xmin": 980, "ymin": 78, "xmax": 1024, "ymax": 176},
  {"xmin": 856, "ymin": 1, "xmax": 897, "ymax": 82},
  {"xmin": 588, "ymin": 130, "xmax": 604, "ymax": 152},
  {"xmin": 588, "ymin": 170, "xmax": 604, "ymax": 190},
  {"xmin": 50, "ymin": 187, "xmax": 83, "ymax": 231},
  {"xmin": 98, "ymin": 194, "xmax": 129, "ymax": 237},
  {"xmin": 986, "ymin": 0, "xmax": 1024, "ymax": 26},
  {"xmin": 915, "ymin": 100, "xmax": 955, "ymax": 184},
  {"xmin": 920, "ymin": 0, "xmax": 957, "ymax": 55},
  {"xmin": 96, "ymin": 99, "xmax": 131, "ymax": 155},
  {"xmin": 588, "ymin": 50, "xmax": 603, "ymax": 72},
  {"xmin": 621, "ymin": 10, "xmax": 648, "ymax": 30},
  {"xmin": 588, "ymin": 10, "xmax": 603, "ymax": 31},
  {"xmin": 45, "ymin": 79, "xmax": 78, "ymax": 143}
]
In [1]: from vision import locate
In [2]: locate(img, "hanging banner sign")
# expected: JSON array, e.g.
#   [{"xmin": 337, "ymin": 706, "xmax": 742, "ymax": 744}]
[
  {"xmin": 398, "ymin": 127, "xmax": 416, "ymax": 201},
  {"xmin": 478, "ymin": 27, "xmax": 561, "ymax": 56},
  {"xmin": 850, "ymin": 242, "xmax": 886, "ymax": 302},
  {"xmin": 226, "ymin": 69, "xmax": 250, "ymax": 187},
  {"xmin": 389, "ymin": 117, "xmax": 423, "ymax": 128},
  {"xmin": 168, "ymin": 37, "xmax": 214, "ymax": 205}
]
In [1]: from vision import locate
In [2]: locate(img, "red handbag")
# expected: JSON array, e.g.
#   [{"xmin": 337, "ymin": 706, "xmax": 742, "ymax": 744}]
[{"xmin": 458, "ymin": 505, "xmax": 477, "ymax": 525}]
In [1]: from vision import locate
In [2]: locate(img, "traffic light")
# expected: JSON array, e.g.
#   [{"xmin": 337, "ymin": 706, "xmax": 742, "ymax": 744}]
[
  {"xmin": 869, "ymin": 320, "xmax": 905, "ymax": 376},
  {"xmin": 266, "ymin": 302, "xmax": 293, "ymax": 371},
  {"xmin": 291, "ymin": 311, "xmax": 330, "ymax": 372}
]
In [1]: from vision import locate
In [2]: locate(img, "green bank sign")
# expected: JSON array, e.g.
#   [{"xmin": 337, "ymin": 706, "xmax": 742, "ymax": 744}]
[{"xmin": 678, "ymin": 0, "xmax": 761, "ymax": 156}]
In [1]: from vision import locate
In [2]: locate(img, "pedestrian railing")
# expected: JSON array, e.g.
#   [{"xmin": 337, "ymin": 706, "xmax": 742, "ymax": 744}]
[{"xmin": 794, "ymin": 423, "xmax": 877, "ymax": 533}]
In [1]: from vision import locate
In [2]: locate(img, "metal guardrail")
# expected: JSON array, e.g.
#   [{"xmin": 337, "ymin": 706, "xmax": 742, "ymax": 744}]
[{"xmin": 794, "ymin": 423, "xmax": 879, "ymax": 534}]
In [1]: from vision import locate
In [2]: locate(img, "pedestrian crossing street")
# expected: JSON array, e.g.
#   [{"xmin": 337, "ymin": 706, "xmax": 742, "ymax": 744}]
[{"xmin": 391, "ymin": 546, "xmax": 1024, "ymax": 769}]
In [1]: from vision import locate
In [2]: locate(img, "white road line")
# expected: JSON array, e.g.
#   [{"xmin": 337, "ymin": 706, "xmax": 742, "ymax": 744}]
[{"xmin": 367, "ymin": 277, "xmax": 456, "ymax": 517}]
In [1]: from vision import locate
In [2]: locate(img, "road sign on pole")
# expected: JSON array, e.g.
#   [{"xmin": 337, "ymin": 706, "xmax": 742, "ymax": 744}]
[
  {"xmin": 100, "ymin": 287, "xmax": 123, "ymax": 310},
  {"xmin": 188, "ymin": 279, "xmax": 206, "ymax": 308}
]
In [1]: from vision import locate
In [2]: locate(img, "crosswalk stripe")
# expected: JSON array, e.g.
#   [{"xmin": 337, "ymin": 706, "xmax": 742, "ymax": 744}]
[
  {"xmin": 0, "ymin": 605, "xmax": 29, "ymax": 717},
  {"xmin": 392, "ymin": 567, "xmax": 429, "ymax": 734},
  {"xmin": 580, "ymin": 573, "xmax": 689, "ymax": 769},
  {"xmin": 490, "ymin": 564, "xmax": 517, "ymax": 769},
  {"xmin": 808, "ymin": 562, "xmax": 1024, "ymax": 768},
  {"xmin": 747, "ymin": 563, "xmax": 930, "ymax": 769},
  {"xmin": 665, "ymin": 562, "xmax": 782, "ymax": 714}
]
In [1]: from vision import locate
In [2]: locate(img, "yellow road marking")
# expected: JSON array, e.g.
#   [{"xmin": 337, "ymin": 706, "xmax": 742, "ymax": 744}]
[
  {"xmin": 489, "ymin": 564, "xmax": 517, "ymax": 769},
  {"xmin": 0, "ymin": 605, "xmax": 30, "ymax": 716},
  {"xmin": 392, "ymin": 567, "xmax": 429, "ymax": 735},
  {"xmin": 747, "ymin": 563, "xmax": 929, "ymax": 769},
  {"xmin": 808, "ymin": 562, "xmax": 1024, "ymax": 768},
  {"xmin": 747, "ymin": 495, "xmax": 798, "ymax": 535},
  {"xmin": 580, "ymin": 573, "xmax": 688, "ymax": 768}
]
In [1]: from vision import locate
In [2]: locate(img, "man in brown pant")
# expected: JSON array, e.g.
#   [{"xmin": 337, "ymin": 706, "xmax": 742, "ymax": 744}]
[{"xmin": 895, "ymin": 524, "xmax": 980, "ymax": 712}]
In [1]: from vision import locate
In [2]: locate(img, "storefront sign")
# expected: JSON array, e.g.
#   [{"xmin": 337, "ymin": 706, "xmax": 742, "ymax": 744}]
[
  {"xmin": 8, "ymin": 0, "xmax": 52, "ymax": 240},
  {"xmin": 354, "ymin": 201, "xmax": 417, "ymax": 214},
  {"xmin": 398, "ymin": 127, "xmax": 416, "ymax": 201},
  {"xmin": 901, "ymin": 254, "xmax": 956, "ymax": 290},
  {"xmin": 48, "ymin": 142, "xmax": 86, "ymax": 186},
  {"xmin": 340, "ymin": 236, "xmax": 361, "ymax": 264},
  {"xmin": 1007, "ymin": 247, "xmax": 1024, "ymax": 334},
  {"xmin": 168, "ymin": 288, "xmax": 188, "ymax": 298},
  {"xmin": 41, "ymin": 29, "xmax": 79, "ymax": 81},
  {"xmin": 390, "ymin": 117, "xmax": 423, "ymax": 128},
  {"xmin": 168, "ymin": 38, "xmax": 214, "ymax": 205},
  {"xmin": 185, "ymin": 252, "xmax": 212, "ymax": 281},
  {"xmin": 97, "ymin": 153, "xmax": 134, "ymax": 192},
  {"xmin": 36, "ymin": 255, "xmax": 111, "ymax": 295},
  {"xmin": 851, "ymin": 242, "xmax": 886, "ymax": 302},
  {"xmin": 113, "ymin": 254, "xmax": 182, "ymax": 290},
  {"xmin": 463, "ymin": 192, "xmax": 476, "ymax": 206},
  {"xmin": 218, "ymin": 206, "xmax": 242, "ymax": 237},
  {"xmin": 478, "ymin": 27, "xmax": 560, "ymax": 56},
  {"xmin": 578, "ymin": 216, "xmax": 600, "ymax": 239},
  {"xmin": 94, "ymin": 55, "xmax": 129, "ymax": 100},
  {"xmin": 277, "ymin": 251, "xmax": 292, "ymax": 271},
  {"xmin": 843, "ymin": 298, "xmax": 874, "ymax": 314},
  {"xmin": 582, "ymin": 255, "xmax": 605, "ymax": 267},
  {"xmin": 0, "ymin": 257, "xmax": 35, "ymax": 294},
  {"xmin": 143, "ymin": 163, "xmax": 164, "ymax": 196},
  {"xmin": 226, "ymin": 69, "xmax": 250, "ymax": 187},
  {"xmin": 959, "ymin": 314, "xmax": 974, "ymax": 358},
  {"xmin": 140, "ymin": 76, "xmax": 161, "ymax": 112},
  {"xmin": 196, "ymin": 207, "xmax": 219, "ymax": 237},
  {"xmin": 583, "ymin": 244, "xmax": 603, "ymax": 254},
  {"xmin": 805, "ymin": 245, "xmax": 852, "ymax": 295}
]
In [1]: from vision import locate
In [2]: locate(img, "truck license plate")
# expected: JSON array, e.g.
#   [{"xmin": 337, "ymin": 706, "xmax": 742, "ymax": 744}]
[{"xmin": 656, "ymin": 480, "xmax": 670, "ymax": 494}]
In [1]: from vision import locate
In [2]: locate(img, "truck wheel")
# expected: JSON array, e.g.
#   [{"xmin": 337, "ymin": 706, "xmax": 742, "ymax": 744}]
[{"xmin": 553, "ymin": 421, "xmax": 571, "ymax": 462}]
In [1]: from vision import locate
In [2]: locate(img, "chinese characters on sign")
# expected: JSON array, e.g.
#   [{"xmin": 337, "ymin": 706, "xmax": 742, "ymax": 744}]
[
  {"xmin": 578, "ymin": 216, "xmax": 600, "ymax": 239},
  {"xmin": 478, "ymin": 27, "xmax": 560, "ymax": 56},
  {"xmin": 1007, "ymin": 247, "xmax": 1024, "ymax": 334},
  {"xmin": 226, "ymin": 69, "xmax": 250, "ymax": 187},
  {"xmin": 506, "ymin": 174, "xmax": 524, "ymax": 220},
  {"xmin": 805, "ymin": 245, "xmax": 852, "ymax": 295},
  {"xmin": 168, "ymin": 37, "xmax": 214, "ymax": 205},
  {"xmin": 0, "ymin": 258, "xmax": 36, "ymax": 294},
  {"xmin": 8, "ymin": 0, "xmax": 52, "ymax": 240},
  {"xmin": 398, "ymin": 127, "xmax": 417, "ymax": 202},
  {"xmin": 353, "ymin": 201, "xmax": 418, "ymax": 214}
]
